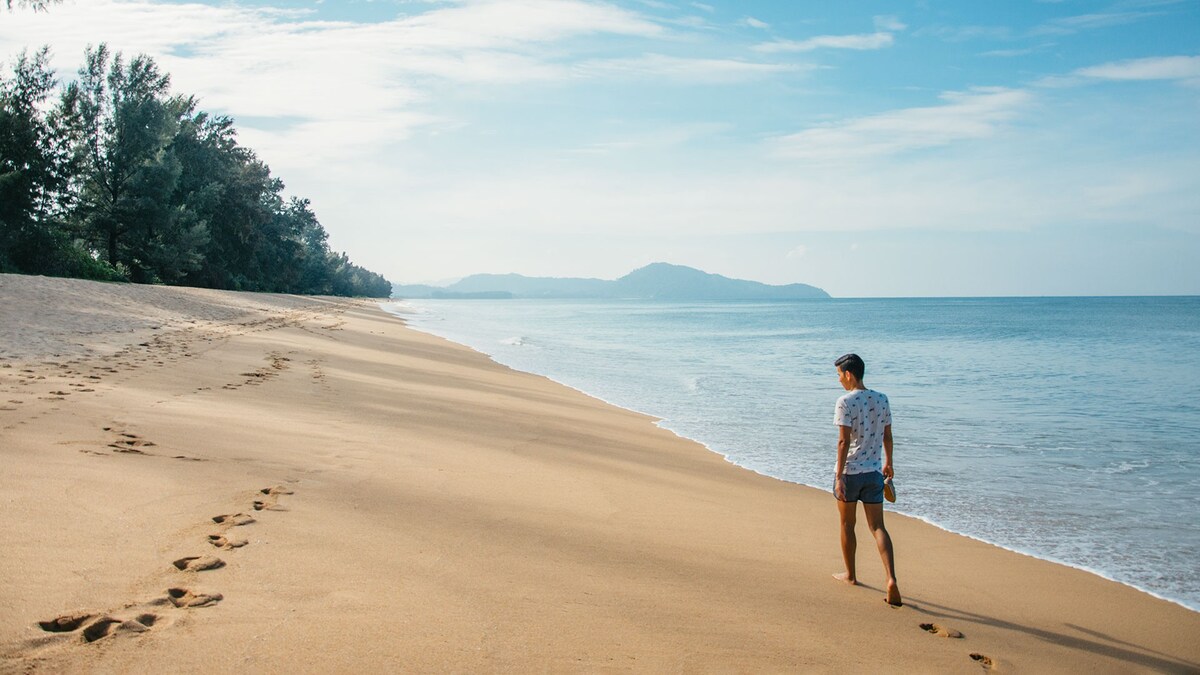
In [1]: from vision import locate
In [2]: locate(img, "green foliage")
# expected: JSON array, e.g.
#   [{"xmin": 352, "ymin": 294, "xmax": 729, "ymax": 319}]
[
  {"xmin": 0, "ymin": 44, "xmax": 392, "ymax": 297},
  {"xmin": 0, "ymin": 47, "xmax": 75, "ymax": 276}
]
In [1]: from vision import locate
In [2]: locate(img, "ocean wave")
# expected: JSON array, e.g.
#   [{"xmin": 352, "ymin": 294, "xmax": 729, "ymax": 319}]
[{"xmin": 382, "ymin": 301, "xmax": 429, "ymax": 315}]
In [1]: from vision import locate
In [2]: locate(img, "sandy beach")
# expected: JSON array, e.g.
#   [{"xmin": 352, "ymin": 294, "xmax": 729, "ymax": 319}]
[{"xmin": 1, "ymin": 273, "xmax": 1197, "ymax": 673}]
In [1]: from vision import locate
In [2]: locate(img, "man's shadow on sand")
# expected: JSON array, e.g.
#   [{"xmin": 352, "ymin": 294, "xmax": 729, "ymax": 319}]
[{"xmin": 858, "ymin": 584, "xmax": 1199, "ymax": 672}]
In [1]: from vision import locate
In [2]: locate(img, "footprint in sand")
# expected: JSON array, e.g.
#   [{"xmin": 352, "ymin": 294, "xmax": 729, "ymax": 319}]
[
  {"xmin": 173, "ymin": 555, "xmax": 225, "ymax": 572},
  {"xmin": 208, "ymin": 534, "xmax": 248, "ymax": 549},
  {"xmin": 252, "ymin": 485, "xmax": 296, "ymax": 511},
  {"xmin": 970, "ymin": 653, "xmax": 997, "ymax": 670},
  {"xmin": 108, "ymin": 440, "xmax": 154, "ymax": 453},
  {"xmin": 167, "ymin": 588, "xmax": 223, "ymax": 608},
  {"xmin": 79, "ymin": 617, "xmax": 124, "ymax": 643},
  {"xmin": 38, "ymin": 612, "xmax": 162, "ymax": 643},
  {"xmin": 920, "ymin": 622, "xmax": 964, "ymax": 638},
  {"xmin": 105, "ymin": 430, "xmax": 157, "ymax": 454},
  {"xmin": 212, "ymin": 513, "xmax": 255, "ymax": 526},
  {"xmin": 38, "ymin": 613, "xmax": 95, "ymax": 633}
]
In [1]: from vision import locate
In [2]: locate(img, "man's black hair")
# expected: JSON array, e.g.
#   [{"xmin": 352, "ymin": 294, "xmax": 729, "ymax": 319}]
[{"xmin": 835, "ymin": 353, "xmax": 865, "ymax": 381}]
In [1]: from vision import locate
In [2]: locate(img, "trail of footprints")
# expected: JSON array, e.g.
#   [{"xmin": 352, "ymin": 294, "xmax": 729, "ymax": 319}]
[
  {"xmin": 1, "ymin": 303, "xmax": 342, "ymax": 428},
  {"xmin": 221, "ymin": 352, "xmax": 292, "ymax": 391},
  {"xmin": 916, "ymin": 621, "xmax": 998, "ymax": 670},
  {"xmin": 31, "ymin": 484, "xmax": 295, "ymax": 651},
  {"xmin": 77, "ymin": 426, "xmax": 206, "ymax": 462},
  {"xmin": 0, "ymin": 360, "xmax": 107, "ymax": 430}
]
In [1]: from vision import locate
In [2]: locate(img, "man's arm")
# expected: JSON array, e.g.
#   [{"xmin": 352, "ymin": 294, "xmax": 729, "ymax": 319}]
[
  {"xmin": 882, "ymin": 424, "xmax": 893, "ymax": 479},
  {"xmin": 835, "ymin": 425, "xmax": 851, "ymax": 499}
]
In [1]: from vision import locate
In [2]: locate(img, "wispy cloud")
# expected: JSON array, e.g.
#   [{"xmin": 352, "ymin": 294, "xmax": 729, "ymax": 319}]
[
  {"xmin": 1037, "ymin": 54, "xmax": 1200, "ymax": 88},
  {"xmin": 576, "ymin": 53, "xmax": 802, "ymax": 83},
  {"xmin": 0, "ymin": 0, "xmax": 673, "ymax": 166},
  {"xmin": 740, "ymin": 16, "xmax": 769, "ymax": 30},
  {"xmin": 753, "ymin": 31, "xmax": 893, "ymax": 54},
  {"xmin": 915, "ymin": 24, "xmax": 1011, "ymax": 42},
  {"xmin": 1032, "ymin": 10, "xmax": 1165, "ymax": 35},
  {"xmin": 874, "ymin": 15, "xmax": 907, "ymax": 32},
  {"xmin": 980, "ymin": 47, "xmax": 1043, "ymax": 58},
  {"xmin": 755, "ymin": 15, "xmax": 906, "ymax": 54},
  {"xmin": 771, "ymin": 87, "xmax": 1032, "ymax": 161},
  {"xmin": 1076, "ymin": 55, "xmax": 1200, "ymax": 81},
  {"xmin": 574, "ymin": 122, "xmax": 732, "ymax": 154}
]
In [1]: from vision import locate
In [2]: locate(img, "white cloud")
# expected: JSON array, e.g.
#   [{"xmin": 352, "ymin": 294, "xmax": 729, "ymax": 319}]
[
  {"xmin": 575, "ymin": 53, "xmax": 802, "ymax": 84},
  {"xmin": 916, "ymin": 24, "xmax": 1011, "ymax": 42},
  {"xmin": 753, "ymin": 32, "xmax": 893, "ymax": 54},
  {"xmin": 1076, "ymin": 55, "xmax": 1200, "ymax": 81},
  {"xmin": 388, "ymin": 0, "xmax": 664, "ymax": 49},
  {"xmin": 1032, "ymin": 11, "xmax": 1163, "ymax": 35},
  {"xmin": 770, "ymin": 87, "xmax": 1032, "ymax": 161},
  {"xmin": 0, "ymin": 0, "xmax": 668, "ymax": 166},
  {"xmin": 981, "ymin": 47, "xmax": 1040, "ymax": 58},
  {"xmin": 741, "ymin": 16, "xmax": 769, "ymax": 30},
  {"xmin": 573, "ymin": 122, "xmax": 731, "ymax": 154},
  {"xmin": 633, "ymin": 0, "xmax": 674, "ymax": 9},
  {"xmin": 873, "ymin": 15, "xmax": 907, "ymax": 32},
  {"xmin": 786, "ymin": 245, "xmax": 808, "ymax": 259}
]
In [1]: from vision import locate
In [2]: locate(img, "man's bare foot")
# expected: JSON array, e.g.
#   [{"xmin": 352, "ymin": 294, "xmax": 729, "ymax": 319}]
[
  {"xmin": 885, "ymin": 580, "xmax": 903, "ymax": 607},
  {"xmin": 832, "ymin": 572, "xmax": 858, "ymax": 585}
]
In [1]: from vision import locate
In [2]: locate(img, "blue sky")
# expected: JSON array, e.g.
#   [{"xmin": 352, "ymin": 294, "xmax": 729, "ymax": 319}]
[{"xmin": 3, "ymin": 0, "xmax": 1198, "ymax": 296}]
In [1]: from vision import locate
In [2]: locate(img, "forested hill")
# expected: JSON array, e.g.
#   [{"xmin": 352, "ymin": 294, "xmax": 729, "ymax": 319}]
[{"xmin": 0, "ymin": 46, "xmax": 391, "ymax": 298}]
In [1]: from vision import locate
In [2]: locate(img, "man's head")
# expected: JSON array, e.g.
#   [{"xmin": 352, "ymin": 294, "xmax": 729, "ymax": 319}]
[{"xmin": 835, "ymin": 353, "xmax": 865, "ymax": 389}]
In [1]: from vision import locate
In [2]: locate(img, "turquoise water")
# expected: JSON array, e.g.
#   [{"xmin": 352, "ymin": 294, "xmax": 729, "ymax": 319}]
[{"xmin": 384, "ymin": 297, "xmax": 1200, "ymax": 611}]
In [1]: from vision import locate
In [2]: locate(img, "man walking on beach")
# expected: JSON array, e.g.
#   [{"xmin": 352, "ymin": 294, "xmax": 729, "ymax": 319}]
[{"xmin": 831, "ymin": 353, "xmax": 902, "ymax": 607}]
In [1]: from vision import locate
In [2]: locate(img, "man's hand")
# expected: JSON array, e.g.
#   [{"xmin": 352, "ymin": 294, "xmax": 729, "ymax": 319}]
[
  {"xmin": 882, "ymin": 463, "xmax": 894, "ymax": 479},
  {"xmin": 834, "ymin": 475, "xmax": 846, "ymax": 500}
]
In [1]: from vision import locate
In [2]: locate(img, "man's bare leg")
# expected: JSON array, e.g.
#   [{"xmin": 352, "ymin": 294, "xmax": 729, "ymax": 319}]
[
  {"xmin": 862, "ymin": 502, "xmax": 901, "ymax": 606},
  {"xmin": 833, "ymin": 499, "xmax": 858, "ymax": 584}
]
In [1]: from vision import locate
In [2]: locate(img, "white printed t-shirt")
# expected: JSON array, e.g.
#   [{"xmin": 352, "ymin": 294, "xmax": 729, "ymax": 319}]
[{"xmin": 834, "ymin": 388, "xmax": 891, "ymax": 475}]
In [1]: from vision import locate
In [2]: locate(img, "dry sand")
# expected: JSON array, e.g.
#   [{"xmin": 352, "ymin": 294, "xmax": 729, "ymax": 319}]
[{"xmin": 1, "ymin": 273, "xmax": 1197, "ymax": 673}]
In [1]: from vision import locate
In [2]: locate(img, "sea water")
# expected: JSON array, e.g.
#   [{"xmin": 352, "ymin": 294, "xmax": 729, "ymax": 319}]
[{"xmin": 383, "ymin": 297, "xmax": 1200, "ymax": 611}]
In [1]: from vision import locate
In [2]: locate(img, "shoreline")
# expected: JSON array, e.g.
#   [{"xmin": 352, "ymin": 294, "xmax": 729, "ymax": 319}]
[
  {"xmin": 3, "ymin": 274, "xmax": 1199, "ymax": 672},
  {"xmin": 384, "ymin": 301, "xmax": 1200, "ymax": 616}
]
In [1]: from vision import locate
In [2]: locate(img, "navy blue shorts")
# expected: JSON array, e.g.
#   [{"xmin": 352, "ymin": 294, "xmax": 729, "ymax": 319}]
[{"xmin": 838, "ymin": 471, "xmax": 884, "ymax": 504}]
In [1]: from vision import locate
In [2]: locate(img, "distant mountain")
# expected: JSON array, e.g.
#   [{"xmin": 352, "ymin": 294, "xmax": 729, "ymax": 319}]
[
  {"xmin": 389, "ymin": 283, "xmax": 513, "ymax": 300},
  {"xmin": 393, "ymin": 263, "xmax": 829, "ymax": 300},
  {"xmin": 612, "ymin": 263, "xmax": 828, "ymax": 300},
  {"xmin": 448, "ymin": 273, "xmax": 610, "ymax": 298}
]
